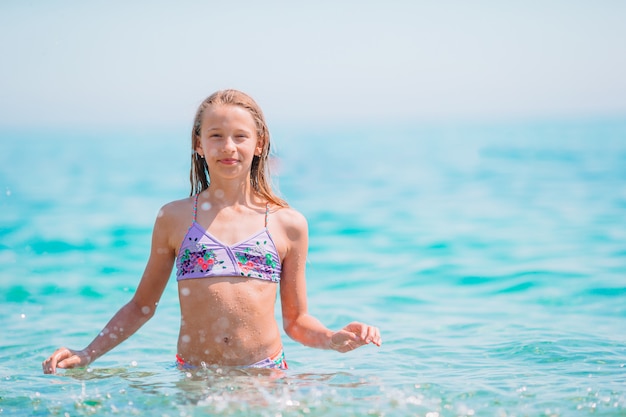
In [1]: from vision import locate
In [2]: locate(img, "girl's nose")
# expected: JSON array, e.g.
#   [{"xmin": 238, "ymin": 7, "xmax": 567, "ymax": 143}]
[{"xmin": 223, "ymin": 136, "xmax": 236, "ymax": 151}]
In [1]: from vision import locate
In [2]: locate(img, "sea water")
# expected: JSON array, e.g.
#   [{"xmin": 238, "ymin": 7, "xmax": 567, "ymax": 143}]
[{"xmin": 1, "ymin": 120, "xmax": 625, "ymax": 416}]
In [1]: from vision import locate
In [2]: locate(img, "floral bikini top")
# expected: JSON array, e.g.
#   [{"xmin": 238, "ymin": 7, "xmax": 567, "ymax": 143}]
[{"xmin": 175, "ymin": 195, "xmax": 282, "ymax": 283}]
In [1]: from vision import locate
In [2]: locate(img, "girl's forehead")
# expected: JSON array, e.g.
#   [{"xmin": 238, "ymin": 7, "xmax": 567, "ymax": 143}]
[{"xmin": 201, "ymin": 104, "xmax": 256, "ymax": 127}]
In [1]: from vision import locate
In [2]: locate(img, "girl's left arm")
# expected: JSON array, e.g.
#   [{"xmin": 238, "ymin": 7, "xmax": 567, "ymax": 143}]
[{"xmin": 279, "ymin": 210, "xmax": 381, "ymax": 352}]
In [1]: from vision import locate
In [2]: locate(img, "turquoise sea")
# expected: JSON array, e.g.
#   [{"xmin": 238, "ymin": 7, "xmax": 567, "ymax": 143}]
[{"xmin": 1, "ymin": 120, "xmax": 625, "ymax": 416}]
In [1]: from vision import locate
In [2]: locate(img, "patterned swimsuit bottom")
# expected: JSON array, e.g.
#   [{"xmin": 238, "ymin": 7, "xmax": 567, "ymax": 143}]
[{"xmin": 176, "ymin": 347, "xmax": 288, "ymax": 370}]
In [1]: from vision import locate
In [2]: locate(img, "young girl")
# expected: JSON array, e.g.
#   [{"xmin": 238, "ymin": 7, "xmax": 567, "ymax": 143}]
[{"xmin": 42, "ymin": 89, "xmax": 381, "ymax": 373}]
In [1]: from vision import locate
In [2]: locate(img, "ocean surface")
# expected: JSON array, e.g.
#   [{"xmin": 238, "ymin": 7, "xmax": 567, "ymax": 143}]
[{"xmin": 1, "ymin": 119, "xmax": 625, "ymax": 416}]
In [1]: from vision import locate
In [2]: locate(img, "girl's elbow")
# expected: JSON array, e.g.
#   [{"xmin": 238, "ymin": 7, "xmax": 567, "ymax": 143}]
[
  {"xmin": 282, "ymin": 317, "xmax": 299, "ymax": 339},
  {"xmin": 140, "ymin": 303, "xmax": 158, "ymax": 320},
  {"xmin": 130, "ymin": 299, "xmax": 158, "ymax": 320}
]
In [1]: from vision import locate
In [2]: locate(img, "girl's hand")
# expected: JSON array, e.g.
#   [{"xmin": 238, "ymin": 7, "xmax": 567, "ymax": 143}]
[
  {"xmin": 329, "ymin": 322, "xmax": 382, "ymax": 352},
  {"xmin": 42, "ymin": 347, "xmax": 91, "ymax": 374}
]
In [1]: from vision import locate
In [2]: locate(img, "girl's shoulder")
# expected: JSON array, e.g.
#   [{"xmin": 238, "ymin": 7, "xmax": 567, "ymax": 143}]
[
  {"xmin": 161, "ymin": 196, "xmax": 194, "ymax": 215},
  {"xmin": 156, "ymin": 196, "xmax": 196, "ymax": 226},
  {"xmin": 150, "ymin": 197, "xmax": 196, "ymax": 249},
  {"xmin": 271, "ymin": 205, "xmax": 308, "ymax": 234}
]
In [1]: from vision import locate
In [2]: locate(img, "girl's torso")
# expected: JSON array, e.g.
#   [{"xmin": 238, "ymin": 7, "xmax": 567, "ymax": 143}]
[{"xmin": 168, "ymin": 194, "xmax": 286, "ymax": 367}]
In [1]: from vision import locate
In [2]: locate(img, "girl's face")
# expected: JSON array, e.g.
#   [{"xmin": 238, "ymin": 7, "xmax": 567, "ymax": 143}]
[{"xmin": 195, "ymin": 104, "xmax": 263, "ymax": 181}]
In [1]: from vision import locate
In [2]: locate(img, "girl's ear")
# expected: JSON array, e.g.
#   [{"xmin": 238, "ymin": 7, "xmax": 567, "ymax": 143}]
[
  {"xmin": 194, "ymin": 140, "xmax": 204, "ymax": 158},
  {"xmin": 255, "ymin": 137, "xmax": 266, "ymax": 156}
]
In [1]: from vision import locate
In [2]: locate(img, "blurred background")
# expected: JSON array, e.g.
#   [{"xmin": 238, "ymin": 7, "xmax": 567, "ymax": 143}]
[{"xmin": 1, "ymin": 1, "xmax": 625, "ymax": 130}]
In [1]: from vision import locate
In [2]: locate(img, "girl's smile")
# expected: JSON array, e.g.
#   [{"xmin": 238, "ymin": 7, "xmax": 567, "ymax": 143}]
[{"xmin": 218, "ymin": 158, "xmax": 239, "ymax": 165}]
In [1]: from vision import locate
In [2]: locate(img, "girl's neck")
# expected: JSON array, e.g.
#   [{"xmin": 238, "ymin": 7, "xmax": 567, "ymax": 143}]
[{"xmin": 204, "ymin": 179, "xmax": 261, "ymax": 207}]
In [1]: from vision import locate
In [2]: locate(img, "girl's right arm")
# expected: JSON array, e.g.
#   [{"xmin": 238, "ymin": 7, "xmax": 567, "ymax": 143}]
[{"xmin": 42, "ymin": 205, "xmax": 177, "ymax": 374}]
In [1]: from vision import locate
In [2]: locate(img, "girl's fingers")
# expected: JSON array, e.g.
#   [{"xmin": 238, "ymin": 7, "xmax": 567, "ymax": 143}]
[
  {"xmin": 357, "ymin": 324, "xmax": 367, "ymax": 341},
  {"xmin": 369, "ymin": 327, "xmax": 382, "ymax": 346},
  {"xmin": 42, "ymin": 350, "xmax": 62, "ymax": 374},
  {"xmin": 42, "ymin": 359, "xmax": 55, "ymax": 374},
  {"xmin": 42, "ymin": 347, "xmax": 78, "ymax": 374},
  {"xmin": 356, "ymin": 325, "xmax": 381, "ymax": 347},
  {"xmin": 334, "ymin": 323, "xmax": 382, "ymax": 352},
  {"xmin": 345, "ymin": 322, "xmax": 368, "ymax": 341},
  {"xmin": 58, "ymin": 355, "xmax": 80, "ymax": 369}
]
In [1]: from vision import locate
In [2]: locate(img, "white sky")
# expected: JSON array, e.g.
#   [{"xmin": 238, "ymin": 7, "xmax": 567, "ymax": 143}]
[{"xmin": 1, "ymin": 1, "xmax": 625, "ymax": 129}]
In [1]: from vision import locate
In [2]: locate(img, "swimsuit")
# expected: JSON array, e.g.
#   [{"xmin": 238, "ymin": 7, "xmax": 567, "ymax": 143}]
[
  {"xmin": 175, "ymin": 347, "xmax": 288, "ymax": 370},
  {"xmin": 176, "ymin": 194, "xmax": 282, "ymax": 282},
  {"xmin": 175, "ymin": 194, "xmax": 286, "ymax": 369}
]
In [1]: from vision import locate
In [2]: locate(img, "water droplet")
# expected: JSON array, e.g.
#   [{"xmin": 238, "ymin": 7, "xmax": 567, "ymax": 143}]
[
  {"xmin": 157, "ymin": 209, "xmax": 164, "ymax": 218},
  {"xmin": 201, "ymin": 202, "xmax": 211, "ymax": 211},
  {"xmin": 20, "ymin": 313, "xmax": 26, "ymax": 319},
  {"xmin": 5, "ymin": 188, "xmax": 11, "ymax": 197},
  {"xmin": 214, "ymin": 189, "xmax": 224, "ymax": 199},
  {"xmin": 141, "ymin": 306, "xmax": 151, "ymax": 315},
  {"xmin": 214, "ymin": 316, "xmax": 229, "ymax": 329},
  {"xmin": 181, "ymin": 287, "xmax": 191, "ymax": 296},
  {"xmin": 182, "ymin": 334, "xmax": 191, "ymax": 343}
]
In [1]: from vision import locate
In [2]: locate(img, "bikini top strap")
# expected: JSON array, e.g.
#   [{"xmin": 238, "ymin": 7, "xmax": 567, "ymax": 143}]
[
  {"xmin": 265, "ymin": 202, "xmax": 270, "ymax": 227},
  {"xmin": 193, "ymin": 194, "xmax": 199, "ymax": 222}
]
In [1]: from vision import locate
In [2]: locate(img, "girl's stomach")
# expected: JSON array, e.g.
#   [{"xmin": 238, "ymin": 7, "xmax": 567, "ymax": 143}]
[{"xmin": 176, "ymin": 277, "xmax": 282, "ymax": 366}]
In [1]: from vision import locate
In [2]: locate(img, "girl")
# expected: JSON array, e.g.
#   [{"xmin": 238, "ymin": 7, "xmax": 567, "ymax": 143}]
[{"xmin": 42, "ymin": 89, "xmax": 381, "ymax": 373}]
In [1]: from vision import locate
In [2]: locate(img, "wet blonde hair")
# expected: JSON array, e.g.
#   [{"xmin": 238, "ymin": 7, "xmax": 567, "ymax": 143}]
[{"xmin": 190, "ymin": 89, "xmax": 287, "ymax": 207}]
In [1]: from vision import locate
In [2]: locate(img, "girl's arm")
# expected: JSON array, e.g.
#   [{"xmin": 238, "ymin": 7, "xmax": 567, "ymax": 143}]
[
  {"xmin": 279, "ymin": 210, "xmax": 382, "ymax": 352},
  {"xmin": 42, "ymin": 207, "xmax": 176, "ymax": 374}
]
